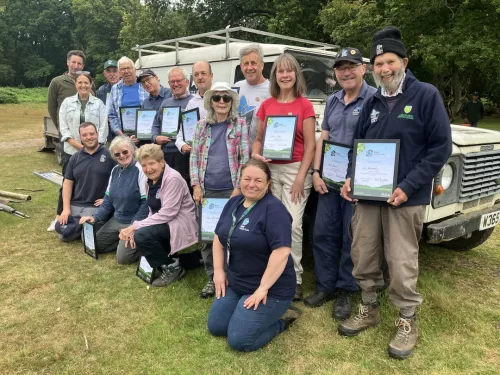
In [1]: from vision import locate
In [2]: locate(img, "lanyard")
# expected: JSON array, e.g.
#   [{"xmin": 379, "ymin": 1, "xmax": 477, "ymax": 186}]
[{"xmin": 226, "ymin": 198, "xmax": 256, "ymax": 264}]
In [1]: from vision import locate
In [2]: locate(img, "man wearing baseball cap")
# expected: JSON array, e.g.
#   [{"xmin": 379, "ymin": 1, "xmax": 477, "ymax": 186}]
[
  {"xmin": 461, "ymin": 91, "xmax": 484, "ymax": 127},
  {"xmin": 137, "ymin": 69, "xmax": 172, "ymax": 110},
  {"xmin": 339, "ymin": 27, "xmax": 452, "ymax": 359},
  {"xmin": 304, "ymin": 48, "xmax": 376, "ymax": 320},
  {"xmin": 97, "ymin": 60, "xmax": 120, "ymax": 142}
]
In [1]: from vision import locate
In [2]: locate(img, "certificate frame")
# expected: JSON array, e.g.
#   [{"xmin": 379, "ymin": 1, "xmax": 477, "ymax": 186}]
[
  {"xmin": 136, "ymin": 256, "xmax": 154, "ymax": 284},
  {"xmin": 161, "ymin": 106, "xmax": 181, "ymax": 138},
  {"xmin": 231, "ymin": 87, "xmax": 240, "ymax": 94},
  {"xmin": 351, "ymin": 139, "xmax": 400, "ymax": 201},
  {"xmin": 83, "ymin": 222, "xmax": 98, "ymax": 260},
  {"xmin": 262, "ymin": 115, "xmax": 297, "ymax": 161},
  {"xmin": 199, "ymin": 197, "xmax": 230, "ymax": 243},
  {"xmin": 135, "ymin": 109, "xmax": 156, "ymax": 141},
  {"xmin": 320, "ymin": 140, "xmax": 350, "ymax": 190},
  {"xmin": 119, "ymin": 106, "xmax": 140, "ymax": 136},
  {"xmin": 181, "ymin": 108, "xmax": 200, "ymax": 145}
]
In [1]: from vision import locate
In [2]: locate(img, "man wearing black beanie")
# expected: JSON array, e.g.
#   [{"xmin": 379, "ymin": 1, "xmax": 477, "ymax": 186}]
[{"xmin": 338, "ymin": 26, "xmax": 452, "ymax": 360}]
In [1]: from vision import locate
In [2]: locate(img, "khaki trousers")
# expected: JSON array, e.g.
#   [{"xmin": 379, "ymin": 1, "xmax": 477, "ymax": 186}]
[
  {"xmin": 350, "ymin": 203, "xmax": 425, "ymax": 308},
  {"xmin": 269, "ymin": 162, "xmax": 312, "ymax": 285}
]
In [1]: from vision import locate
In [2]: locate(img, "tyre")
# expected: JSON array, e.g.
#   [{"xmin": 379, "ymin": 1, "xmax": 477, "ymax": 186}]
[
  {"xmin": 441, "ymin": 228, "xmax": 495, "ymax": 252},
  {"xmin": 55, "ymin": 142, "xmax": 63, "ymax": 166}
]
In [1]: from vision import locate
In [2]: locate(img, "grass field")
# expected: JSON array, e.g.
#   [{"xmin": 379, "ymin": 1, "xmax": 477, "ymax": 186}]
[{"xmin": 0, "ymin": 103, "xmax": 499, "ymax": 374}]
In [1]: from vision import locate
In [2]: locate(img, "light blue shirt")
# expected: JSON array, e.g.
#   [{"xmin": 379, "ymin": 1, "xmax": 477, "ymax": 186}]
[{"xmin": 107, "ymin": 80, "xmax": 149, "ymax": 134}]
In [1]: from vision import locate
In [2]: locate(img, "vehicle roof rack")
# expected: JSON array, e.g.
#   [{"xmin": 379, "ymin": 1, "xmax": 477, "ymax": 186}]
[{"xmin": 132, "ymin": 26, "xmax": 339, "ymax": 61}]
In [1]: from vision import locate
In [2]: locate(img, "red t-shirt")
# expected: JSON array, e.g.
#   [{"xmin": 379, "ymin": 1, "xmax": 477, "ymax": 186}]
[{"xmin": 256, "ymin": 96, "xmax": 315, "ymax": 164}]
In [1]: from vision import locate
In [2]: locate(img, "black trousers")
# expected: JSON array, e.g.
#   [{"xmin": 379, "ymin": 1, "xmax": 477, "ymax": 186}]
[
  {"xmin": 134, "ymin": 223, "xmax": 173, "ymax": 269},
  {"xmin": 56, "ymin": 151, "xmax": 72, "ymax": 215}
]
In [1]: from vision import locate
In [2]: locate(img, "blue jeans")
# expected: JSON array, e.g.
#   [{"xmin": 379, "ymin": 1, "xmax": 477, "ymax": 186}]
[
  {"xmin": 312, "ymin": 190, "xmax": 358, "ymax": 293},
  {"xmin": 207, "ymin": 286, "xmax": 291, "ymax": 352}
]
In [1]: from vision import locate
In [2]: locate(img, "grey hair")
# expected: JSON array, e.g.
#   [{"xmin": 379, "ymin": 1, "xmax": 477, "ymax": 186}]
[
  {"xmin": 109, "ymin": 135, "xmax": 136, "ymax": 160},
  {"xmin": 205, "ymin": 91, "xmax": 239, "ymax": 124},
  {"xmin": 239, "ymin": 44, "xmax": 264, "ymax": 62},
  {"xmin": 117, "ymin": 56, "xmax": 135, "ymax": 70},
  {"xmin": 168, "ymin": 67, "xmax": 189, "ymax": 80}
]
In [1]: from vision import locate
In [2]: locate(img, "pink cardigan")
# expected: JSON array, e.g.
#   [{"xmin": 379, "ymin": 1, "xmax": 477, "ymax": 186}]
[{"xmin": 133, "ymin": 165, "xmax": 198, "ymax": 254}]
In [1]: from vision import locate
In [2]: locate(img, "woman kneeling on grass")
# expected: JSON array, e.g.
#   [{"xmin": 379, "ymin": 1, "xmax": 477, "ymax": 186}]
[
  {"xmin": 207, "ymin": 159, "xmax": 301, "ymax": 352},
  {"xmin": 119, "ymin": 144, "xmax": 199, "ymax": 287},
  {"xmin": 80, "ymin": 136, "xmax": 148, "ymax": 263}
]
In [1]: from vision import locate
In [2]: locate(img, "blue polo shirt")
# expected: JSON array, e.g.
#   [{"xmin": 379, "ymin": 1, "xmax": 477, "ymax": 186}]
[
  {"xmin": 65, "ymin": 146, "xmax": 116, "ymax": 207},
  {"xmin": 214, "ymin": 193, "xmax": 295, "ymax": 300},
  {"xmin": 322, "ymin": 81, "xmax": 377, "ymax": 146},
  {"xmin": 122, "ymin": 83, "xmax": 141, "ymax": 107},
  {"xmin": 141, "ymin": 86, "xmax": 172, "ymax": 110}
]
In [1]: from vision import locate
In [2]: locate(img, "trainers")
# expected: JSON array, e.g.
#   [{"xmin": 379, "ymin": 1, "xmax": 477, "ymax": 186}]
[
  {"xmin": 281, "ymin": 304, "xmax": 302, "ymax": 331},
  {"xmin": 200, "ymin": 278, "xmax": 215, "ymax": 298},
  {"xmin": 152, "ymin": 260, "xmax": 186, "ymax": 287},
  {"xmin": 304, "ymin": 291, "xmax": 335, "ymax": 308},
  {"xmin": 47, "ymin": 218, "xmax": 58, "ymax": 232},
  {"xmin": 388, "ymin": 315, "xmax": 418, "ymax": 360},
  {"xmin": 333, "ymin": 290, "xmax": 353, "ymax": 320},
  {"xmin": 338, "ymin": 303, "xmax": 381, "ymax": 337},
  {"xmin": 293, "ymin": 284, "xmax": 303, "ymax": 301}
]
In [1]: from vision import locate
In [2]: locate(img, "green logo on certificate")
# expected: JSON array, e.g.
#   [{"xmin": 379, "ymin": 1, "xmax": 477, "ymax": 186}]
[{"xmin": 404, "ymin": 106, "xmax": 412, "ymax": 114}]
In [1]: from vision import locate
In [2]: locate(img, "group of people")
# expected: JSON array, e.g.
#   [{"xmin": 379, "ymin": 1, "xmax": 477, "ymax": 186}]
[{"xmin": 45, "ymin": 26, "xmax": 452, "ymax": 359}]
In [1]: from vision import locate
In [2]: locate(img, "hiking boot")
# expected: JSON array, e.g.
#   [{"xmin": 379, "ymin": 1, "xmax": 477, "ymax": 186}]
[
  {"xmin": 338, "ymin": 303, "xmax": 381, "ymax": 337},
  {"xmin": 293, "ymin": 284, "xmax": 303, "ymax": 301},
  {"xmin": 333, "ymin": 290, "xmax": 353, "ymax": 320},
  {"xmin": 388, "ymin": 315, "xmax": 418, "ymax": 360},
  {"xmin": 200, "ymin": 278, "xmax": 215, "ymax": 299},
  {"xmin": 281, "ymin": 304, "xmax": 302, "ymax": 331},
  {"xmin": 152, "ymin": 259, "xmax": 186, "ymax": 287},
  {"xmin": 304, "ymin": 291, "xmax": 335, "ymax": 308}
]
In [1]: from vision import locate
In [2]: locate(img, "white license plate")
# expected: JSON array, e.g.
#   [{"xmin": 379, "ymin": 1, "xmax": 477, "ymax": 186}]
[{"xmin": 479, "ymin": 210, "xmax": 500, "ymax": 230}]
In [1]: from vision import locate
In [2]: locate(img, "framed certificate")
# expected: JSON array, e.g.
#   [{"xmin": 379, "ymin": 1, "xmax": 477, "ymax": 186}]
[
  {"xmin": 136, "ymin": 256, "xmax": 154, "ymax": 284},
  {"xmin": 83, "ymin": 222, "xmax": 98, "ymax": 260},
  {"xmin": 119, "ymin": 106, "xmax": 140, "ymax": 135},
  {"xmin": 262, "ymin": 115, "xmax": 297, "ymax": 160},
  {"xmin": 136, "ymin": 109, "xmax": 156, "ymax": 141},
  {"xmin": 161, "ymin": 106, "xmax": 181, "ymax": 138},
  {"xmin": 199, "ymin": 197, "xmax": 229, "ymax": 242},
  {"xmin": 181, "ymin": 108, "xmax": 200, "ymax": 145},
  {"xmin": 351, "ymin": 139, "xmax": 400, "ymax": 201},
  {"xmin": 320, "ymin": 140, "xmax": 350, "ymax": 190},
  {"xmin": 231, "ymin": 87, "xmax": 240, "ymax": 94}
]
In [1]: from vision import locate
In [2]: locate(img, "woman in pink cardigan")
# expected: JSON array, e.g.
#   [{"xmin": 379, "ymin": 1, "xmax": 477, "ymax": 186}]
[{"xmin": 119, "ymin": 144, "xmax": 198, "ymax": 287}]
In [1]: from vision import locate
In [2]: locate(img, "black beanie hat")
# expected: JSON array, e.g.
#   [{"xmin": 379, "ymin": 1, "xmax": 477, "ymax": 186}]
[{"xmin": 370, "ymin": 26, "xmax": 407, "ymax": 64}]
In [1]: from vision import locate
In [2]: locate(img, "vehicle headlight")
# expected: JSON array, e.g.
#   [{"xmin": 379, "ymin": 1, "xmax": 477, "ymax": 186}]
[{"xmin": 441, "ymin": 164, "xmax": 454, "ymax": 190}]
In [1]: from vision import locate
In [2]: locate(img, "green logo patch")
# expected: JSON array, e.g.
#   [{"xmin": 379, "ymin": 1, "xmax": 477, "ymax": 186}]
[{"xmin": 404, "ymin": 105, "xmax": 412, "ymax": 114}]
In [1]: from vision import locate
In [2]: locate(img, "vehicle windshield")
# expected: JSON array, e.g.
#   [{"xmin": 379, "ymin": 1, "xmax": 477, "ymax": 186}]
[{"xmin": 288, "ymin": 50, "xmax": 376, "ymax": 100}]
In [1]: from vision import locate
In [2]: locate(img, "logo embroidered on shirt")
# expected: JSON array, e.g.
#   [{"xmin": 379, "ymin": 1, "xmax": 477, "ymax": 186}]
[
  {"xmin": 352, "ymin": 106, "xmax": 361, "ymax": 116},
  {"xmin": 398, "ymin": 106, "xmax": 414, "ymax": 120},
  {"xmin": 155, "ymin": 190, "xmax": 161, "ymax": 199},
  {"xmin": 100, "ymin": 155, "xmax": 106, "ymax": 162},
  {"xmin": 370, "ymin": 109, "xmax": 380, "ymax": 124},
  {"xmin": 404, "ymin": 106, "xmax": 412, "ymax": 114},
  {"xmin": 239, "ymin": 218, "xmax": 250, "ymax": 231}
]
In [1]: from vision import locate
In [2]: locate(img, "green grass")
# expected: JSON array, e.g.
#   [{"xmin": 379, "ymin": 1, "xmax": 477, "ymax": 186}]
[
  {"xmin": 478, "ymin": 117, "xmax": 500, "ymax": 132},
  {"xmin": 0, "ymin": 87, "xmax": 48, "ymax": 103},
  {"xmin": 0, "ymin": 103, "xmax": 499, "ymax": 374}
]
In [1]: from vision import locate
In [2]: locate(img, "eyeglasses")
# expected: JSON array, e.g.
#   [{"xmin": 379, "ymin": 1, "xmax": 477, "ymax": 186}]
[
  {"xmin": 113, "ymin": 149, "xmax": 130, "ymax": 158},
  {"xmin": 76, "ymin": 71, "xmax": 91, "ymax": 76},
  {"xmin": 334, "ymin": 64, "xmax": 361, "ymax": 73},
  {"xmin": 168, "ymin": 79, "xmax": 186, "ymax": 85},
  {"xmin": 140, "ymin": 76, "xmax": 154, "ymax": 85},
  {"xmin": 212, "ymin": 94, "xmax": 232, "ymax": 103},
  {"xmin": 119, "ymin": 67, "xmax": 133, "ymax": 72}
]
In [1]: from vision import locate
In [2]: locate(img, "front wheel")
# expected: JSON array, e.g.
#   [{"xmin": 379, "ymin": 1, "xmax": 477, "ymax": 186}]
[{"xmin": 441, "ymin": 228, "xmax": 495, "ymax": 252}]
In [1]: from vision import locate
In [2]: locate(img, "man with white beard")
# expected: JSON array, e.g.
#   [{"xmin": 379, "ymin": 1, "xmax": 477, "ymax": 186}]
[{"xmin": 338, "ymin": 26, "xmax": 452, "ymax": 360}]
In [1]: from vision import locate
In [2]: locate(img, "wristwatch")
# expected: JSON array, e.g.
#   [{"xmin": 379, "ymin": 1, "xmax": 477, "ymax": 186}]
[{"xmin": 311, "ymin": 169, "xmax": 321, "ymax": 176}]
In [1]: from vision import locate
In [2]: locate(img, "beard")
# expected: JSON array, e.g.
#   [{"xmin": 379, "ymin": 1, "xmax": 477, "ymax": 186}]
[{"xmin": 374, "ymin": 66, "xmax": 405, "ymax": 93}]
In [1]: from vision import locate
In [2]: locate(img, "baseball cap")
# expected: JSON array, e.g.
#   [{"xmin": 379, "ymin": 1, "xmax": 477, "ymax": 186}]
[
  {"xmin": 137, "ymin": 69, "xmax": 157, "ymax": 83},
  {"xmin": 472, "ymin": 91, "xmax": 479, "ymax": 96},
  {"xmin": 334, "ymin": 48, "xmax": 363, "ymax": 68},
  {"xmin": 55, "ymin": 216, "xmax": 81, "ymax": 241},
  {"xmin": 103, "ymin": 60, "xmax": 118, "ymax": 69}
]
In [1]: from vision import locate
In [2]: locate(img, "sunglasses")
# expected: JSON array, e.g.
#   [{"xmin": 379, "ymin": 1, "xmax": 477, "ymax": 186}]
[
  {"xmin": 113, "ymin": 149, "xmax": 129, "ymax": 158},
  {"xmin": 76, "ymin": 71, "xmax": 91, "ymax": 76},
  {"xmin": 212, "ymin": 94, "xmax": 232, "ymax": 103}
]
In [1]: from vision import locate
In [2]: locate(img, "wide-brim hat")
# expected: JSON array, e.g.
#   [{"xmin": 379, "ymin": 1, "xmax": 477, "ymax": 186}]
[{"xmin": 203, "ymin": 82, "xmax": 240, "ymax": 111}]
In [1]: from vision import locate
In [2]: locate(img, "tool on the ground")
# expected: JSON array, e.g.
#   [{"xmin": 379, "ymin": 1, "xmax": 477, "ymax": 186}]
[
  {"xmin": 0, "ymin": 203, "xmax": 30, "ymax": 218},
  {"xmin": 0, "ymin": 198, "xmax": 21, "ymax": 205},
  {"xmin": 14, "ymin": 188, "xmax": 44, "ymax": 192},
  {"xmin": 0, "ymin": 190, "xmax": 31, "ymax": 201}
]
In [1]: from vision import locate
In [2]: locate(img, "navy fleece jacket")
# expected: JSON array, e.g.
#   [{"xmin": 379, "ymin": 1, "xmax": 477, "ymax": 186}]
[{"xmin": 347, "ymin": 70, "xmax": 452, "ymax": 206}]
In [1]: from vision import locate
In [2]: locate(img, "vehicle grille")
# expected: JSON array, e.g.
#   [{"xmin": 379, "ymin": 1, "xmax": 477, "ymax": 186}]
[{"xmin": 460, "ymin": 150, "xmax": 500, "ymax": 202}]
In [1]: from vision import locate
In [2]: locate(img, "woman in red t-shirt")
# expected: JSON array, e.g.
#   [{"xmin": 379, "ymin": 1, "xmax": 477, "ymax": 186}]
[{"xmin": 251, "ymin": 53, "xmax": 316, "ymax": 301}]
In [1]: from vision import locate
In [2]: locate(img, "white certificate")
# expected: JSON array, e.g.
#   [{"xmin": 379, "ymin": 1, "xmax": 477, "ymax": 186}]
[
  {"xmin": 161, "ymin": 106, "xmax": 181, "ymax": 137},
  {"xmin": 181, "ymin": 108, "xmax": 200, "ymax": 144},
  {"xmin": 352, "ymin": 140, "xmax": 400, "ymax": 201},
  {"xmin": 136, "ymin": 110, "xmax": 156, "ymax": 140},
  {"xmin": 262, "ymin": 115, "xmax": 297, "ymax": 160},
  {"xmin": 321, "ymin": 140, "xmax": 350, "ymax": 189},
  {"xmin": 83, "ymin": 222, "xmax": 97, "ymax": 259},
  {"xmin": 136, "ymin": 256, "xmax": 153, "ymax": 284},
  {"xmin": 200, "ymin": 198, "xmax": 229, "ymax": 242},
  {"xmin": 120, "ymin": 107, "xmax": 139, "ymax": 134}
]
